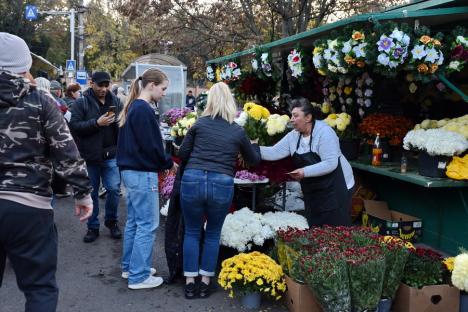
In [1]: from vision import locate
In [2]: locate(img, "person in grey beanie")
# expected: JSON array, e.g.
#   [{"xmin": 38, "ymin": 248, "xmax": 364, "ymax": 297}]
[{"xmin": 0, "ymin": 32, "xmax": 93, "ymax": 312}]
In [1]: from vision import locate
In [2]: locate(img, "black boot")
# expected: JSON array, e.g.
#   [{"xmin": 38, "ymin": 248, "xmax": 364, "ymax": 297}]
[
  {"xmin": 105, "ymin": 220, "xmax": 122, "ymax": 239},
  {"xmin": 83, "ymin": 229, "xmax": 99, "ymax": 243},
  {"xmin": 184, "ymin": 282, "xmax": 197, "ymax": 299}
]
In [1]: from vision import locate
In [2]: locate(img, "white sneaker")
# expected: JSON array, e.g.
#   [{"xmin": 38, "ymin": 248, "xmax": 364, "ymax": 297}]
[
  {"xmin": 122, "ymin": 267, "xmax": 156, "ymax": 279},
  {"xmin": 128, "ymin": 275, "xmax": 164, "ymax": 290}
]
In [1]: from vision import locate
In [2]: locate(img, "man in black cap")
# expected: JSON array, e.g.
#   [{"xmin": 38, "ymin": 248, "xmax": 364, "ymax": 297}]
[{"xmin": 70, "ymin": 71, "xmax": 123, "ymax": 243}]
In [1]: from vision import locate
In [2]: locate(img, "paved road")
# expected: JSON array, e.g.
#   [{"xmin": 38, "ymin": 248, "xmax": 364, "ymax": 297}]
[{"xmin": 0, "ymin": 195, "xmax": 287, "ymax": 312}]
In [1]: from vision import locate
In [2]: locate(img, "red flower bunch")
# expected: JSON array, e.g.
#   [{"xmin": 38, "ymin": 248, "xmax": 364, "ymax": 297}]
[
  {"xmin": 403, "ymin": 247, "xmax": 444, "ymax": 288},
  {"xmin": 358, "ymin": 113, "xmax": 413, "ymax": 146}
]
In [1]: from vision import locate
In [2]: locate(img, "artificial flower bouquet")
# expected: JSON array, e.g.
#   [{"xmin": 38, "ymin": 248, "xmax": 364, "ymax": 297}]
[
  {"xmin": 403, "ymin": 128, "xmax": 468, "ymax": 157},
  {"xmin": 402, "ymin": 247, "xmax": 444, "ymax": 289},
  {"xmin": 218, "ymin": 251, "xmax": 287, "ymax": 300},
  {"xmin": 359, "ymin": 113, "xmax": 414, "ymax": 146},
  {"xmin": 162, "ymin": 107, "xmax": 192, "ymax": 126},
  {"xmin": 407, "ymin": 26, "xmax": 444, "ymax": 81},
  {"xmin": 340, "ymin": 29, "xmax": 371, "ymax": 74},
  {"xmin": 170, "ymin": 112, "xmax": 197, "ymax": 138},
  {"xmin": 235, "ymin": 102, "xmax": 290, "ymax": 146},
  {"xmin": 220, "ymin": 61, "xmax": 242, "ymax": 82},
  {"xmin": 287, "ymin": 48, "xmax": 304, "ymax": 78},
  {"xmin": 220, "ymin": 207, "xmax": 308, "ymax": 252},
  {"xmin": 445, "ymin": 26, "xmax": 468, "ymax": 74},
  {"xmin": 251, "ymin": 50, "xmax": 277, "ymax": 80},
  {"xmin": 374, "ymin": 23, "xmax": 412, "ymax": 77}
]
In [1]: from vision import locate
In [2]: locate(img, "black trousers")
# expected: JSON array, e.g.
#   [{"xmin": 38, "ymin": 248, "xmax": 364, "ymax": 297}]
[{"xmin": 0, "ymin": 199, "xmax": 58, "ymax": 312}]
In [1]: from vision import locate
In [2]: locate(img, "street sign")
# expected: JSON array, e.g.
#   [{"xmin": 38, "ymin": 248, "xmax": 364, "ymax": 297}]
[
  {"xmin": 76, "ymin": 70, "xmax": 87, "ymax": 85},
  {"xmin": 66, "ymin": 60, "xmax": 76, "ymax": 72},
  {"xmin": 25, "ymin": 5, "xmax": 38, "ymax": 21}
]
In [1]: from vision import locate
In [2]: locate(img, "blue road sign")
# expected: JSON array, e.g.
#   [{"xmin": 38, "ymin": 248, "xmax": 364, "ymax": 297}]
[
  {"xmin": 76, "ymin": 70, "xmax": 87, "ymax": 85},
  {"xmin": 24, "ymin": 5, "xmax": 38, "ymax": 21},
  {"xmin": 66, "ymin": 60, "xmax": 76, "ymax": 72}
]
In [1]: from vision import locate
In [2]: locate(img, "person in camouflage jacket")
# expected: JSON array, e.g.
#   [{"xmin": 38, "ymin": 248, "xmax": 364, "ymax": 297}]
[{"xmin": 0, "ymin": 32, "xmax": 93, "ymax": 312}]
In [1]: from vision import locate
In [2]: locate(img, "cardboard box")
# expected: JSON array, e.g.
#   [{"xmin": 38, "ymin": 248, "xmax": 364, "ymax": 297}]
[
  {"xmin": 362, "ymin": 200, "xmax": 423, "ymax": 242},
  {"xmin": 392, "ymin": 283, "xmax": 460, "ymax": 312},
  {"xmin": 284, "ymin": 275, "xmax": 322, "ymax": 312}
]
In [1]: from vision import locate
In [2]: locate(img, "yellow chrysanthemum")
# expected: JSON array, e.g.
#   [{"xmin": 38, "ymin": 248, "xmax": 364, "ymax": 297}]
[
  {"xmin": 248, "ymin": 105, "xmax": 264, "ymax": 120},
  {"xmin": 243, "ymin": 102, "xmax": 256, "ymax": 112},
  {"xmin": 443, "ymin": 257, "xmax": 455, "ymax": 272}
]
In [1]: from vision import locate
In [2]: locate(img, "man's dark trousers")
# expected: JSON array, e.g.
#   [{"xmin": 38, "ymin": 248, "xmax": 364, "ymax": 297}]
[{"xmin": 0, "ymin": 199, "xmax": 58, "ymax": 312}]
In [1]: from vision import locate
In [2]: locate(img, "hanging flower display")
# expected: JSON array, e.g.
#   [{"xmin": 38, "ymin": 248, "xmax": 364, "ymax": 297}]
[
  {"xmin": 287, "ymin": 49, "xmax": 304, "ymax": 78},
  {"xmin": 251, "ymin": 50, "xmax": 278, "ymax": 80},
  {"xmin": 341, "ymin": 30, "xmax": 371, "ymax": 73},
  {"xmin": 313, "ymin": 38, "xmax": 348, "ymax": 76},
  {"xmin": 220, "ymin": 61, "xmax": 242, "ymax": 82},
  {"xmin": 406, "ymin": 26, "xmax": 444, "ymax": 81},
  {"xmin": 374, "ymin": 23, "xmax": 412, "ymax": 77},
  {"xmin": 206, "ymin": 65, "xmax": 215, "ymax": 82},
  {"xmin": 355, "ymin": 72, "xmax": 374, "ymax": 118},
  {"xmin": 445, "ymin": 26, "xmax": 468, "ymax": 74}
]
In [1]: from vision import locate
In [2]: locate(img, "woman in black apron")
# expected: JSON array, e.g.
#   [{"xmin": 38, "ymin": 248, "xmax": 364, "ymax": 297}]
[{"xmin": 260, "ymin": 98, "xmax": 353, "ymax": 226}]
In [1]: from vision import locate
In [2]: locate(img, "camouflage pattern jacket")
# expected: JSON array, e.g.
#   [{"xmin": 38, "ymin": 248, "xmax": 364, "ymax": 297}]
[{"xmin": 0, "ymin": 72, "xmax": 92, "ymax": 207}]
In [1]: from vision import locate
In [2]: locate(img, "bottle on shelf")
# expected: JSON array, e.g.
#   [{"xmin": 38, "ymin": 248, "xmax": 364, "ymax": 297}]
[
  {"xmin": 400, "ymin": 155, "xmax": 408, "ymax": 173},
  {"xmin": 371, "ymin": 133, "xmax": 383, "ymax": 166}
]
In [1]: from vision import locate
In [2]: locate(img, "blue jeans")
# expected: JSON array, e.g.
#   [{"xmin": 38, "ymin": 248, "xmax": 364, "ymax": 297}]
[
  {"xmin": 180, "ymin": 169, "xmax": 234, "ymax": 277},
  {"xmin": 86, "ymin": 158, "xmax": 121, "ymax": 229},
  {"xmin": 121, "ymin": 170, "xmax": 159, "ymax": 284}
]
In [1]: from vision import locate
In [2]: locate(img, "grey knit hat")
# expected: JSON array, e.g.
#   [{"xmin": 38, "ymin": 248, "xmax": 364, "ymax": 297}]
[{"xmin": 0, "ymin": 32, "xmax": 33, "ymax": 74}]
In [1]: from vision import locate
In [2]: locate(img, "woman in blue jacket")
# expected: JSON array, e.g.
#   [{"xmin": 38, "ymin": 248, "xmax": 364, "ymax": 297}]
[
  {"xmin": 178, "ymin": 82, "xmax": 261, "ymax": 299},
  {"xmin": 117, "ymin": 68, "xmax": 177, "ymax": 290}
]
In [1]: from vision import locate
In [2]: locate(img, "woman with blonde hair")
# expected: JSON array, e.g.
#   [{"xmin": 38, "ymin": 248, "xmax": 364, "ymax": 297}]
[
  {"xmin": 116, "ymin": 68, "xmax": 177, "ymax": 290},
  {"xmin": 178, "ymin": 82, "xmax": 261, "ymax": 298}
]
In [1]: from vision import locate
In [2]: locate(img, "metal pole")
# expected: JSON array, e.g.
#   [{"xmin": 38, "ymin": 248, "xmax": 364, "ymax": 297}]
[
  {"xmin": 78, "ymin": 3, "xmax": 84, "ymax": 70},
  {"xmin": 70, "ymin": 9, "xmax": 75, "ymax": 61}
]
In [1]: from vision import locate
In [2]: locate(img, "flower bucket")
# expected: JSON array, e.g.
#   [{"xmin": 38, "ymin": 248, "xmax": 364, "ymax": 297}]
[
  {"xmin": 340, "ymin": 138, "xmax": 360, "ymax": 160},
  {"xmin": 460, "ymin": 292, "xmax": 468, "ymax": 312},
  {"xmin": 418, "ymin": 151, "xmax": 450, "ymax": 178},
  {"xmin": 240, "ymin": 292, "xmax": 261, "ymax": 310},
  {"xmin": 377, "ymin": 298, "xmax": 392, "ymax": 312}
]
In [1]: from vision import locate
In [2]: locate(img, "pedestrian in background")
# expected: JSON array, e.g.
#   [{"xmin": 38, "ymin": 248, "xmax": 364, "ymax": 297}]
[
  {"xmin": 64, "ymin": 83, "xmax": 81, "ymax": 109},
  {"xmin": 117, "ymin": 68, "xmax": 177, "ymax": 289},
  {"xmin": 178, "ymin": 82, "xmax": 261, "ymax": 298},
  {"xmin": 117, "ymin": 86, "xmax": 127, "ymax": 105},
  {"xmin": 0, "ymin": 32, "xmax": 93, "ymax": 312},
  {"xmin": 185, "ymin": 90, "xmax": 196, "ymax": 110},
  {"xmin": 69, "ymin": 71, "xmax": 123, "ymax": 243}
]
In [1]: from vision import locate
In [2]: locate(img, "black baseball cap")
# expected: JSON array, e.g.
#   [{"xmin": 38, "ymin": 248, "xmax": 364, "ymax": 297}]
[{"xmin": 91, "ymin": 71, "xmax": 111, "ymax": 84}]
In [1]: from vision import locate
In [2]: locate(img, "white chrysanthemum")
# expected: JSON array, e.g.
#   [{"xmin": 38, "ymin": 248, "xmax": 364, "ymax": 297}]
[
  {"xmin": 235, "ymin": 111, "xmax": 248, "ymax": 127},
  {"xmin": 262, "ymin": 211, "xmax": 308, "ymax": 232},
  {"xmin": 404, "ymin": 129, "xmax": 468, "ymax": 156},
  {"xmin": 452, "ymin": 253, "xmax": 468, "ymax": 291}
]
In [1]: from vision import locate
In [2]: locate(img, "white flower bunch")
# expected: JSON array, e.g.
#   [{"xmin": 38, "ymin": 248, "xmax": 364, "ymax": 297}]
[
  {"xmin": 452, "ymin": 253, "xmax": 468, "ymax": 292},
  {"xmin": 206, "ymin": 66, "xmax": 215, "ymax": 81},
  {"xmin": 220, "ymin": 207, "xmax": 309, "ymax": 252},
  {"xmin": 170, "ymin": 113, "xmax": 197, "ymax": 137},
  {"xmin": 234, "ymin": 111, "xmax": 248, "ymax": 127},
  {"xmin": 324, "ymin": 39, "xmax": 347, "ymax": 74},
  {"xmin": 456, "ymin": 35, "xmax": 468, "ymax": 47},
  {"xmin": 266, "ymin": 114, "xmax": 290, "ymax": 136},
  {"xmin": 287, "ymin": 49, "xmax": 303, "ymax": 78},
  {"xmin": 403, "ymin": 128, "xmax": 468, "ymax": 156},
  {"xmin": 376, "ymin": 28, "xmax": 410, "ymax": 69}
]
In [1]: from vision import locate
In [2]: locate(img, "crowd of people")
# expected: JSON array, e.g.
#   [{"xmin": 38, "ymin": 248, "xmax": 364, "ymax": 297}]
[{"xmin": 0, "ymin": 32, "xmax": 355, "ymax": 311}]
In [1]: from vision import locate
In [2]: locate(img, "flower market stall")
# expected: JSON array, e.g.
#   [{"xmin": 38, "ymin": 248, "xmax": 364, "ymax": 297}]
[{"xmin": 205, "ymin": 0, "xmax": 468, "ymax": 256}]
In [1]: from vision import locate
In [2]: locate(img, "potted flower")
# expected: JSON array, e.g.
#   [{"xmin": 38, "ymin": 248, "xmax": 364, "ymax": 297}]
[
  {"xmin": 324, "ymin": 112, "xmax": 359, "ymax": 160},
  {"xmin": 162, "ymin": 107, "xmax": 192, "ymax": 127},
  {"xmin": 451, "ymin": 252, "xmax": 468, "ymax": 311},
  {"xmin": 403, "ymin": 129, "xmax": 468, "ymax": 178},
  {"xmin": 378, "ymin": 236, "xmax": 411, "ymax": 312},
  {"xmin": 218, "ymin": 251, "xmax": 286, "ymax": 309}
]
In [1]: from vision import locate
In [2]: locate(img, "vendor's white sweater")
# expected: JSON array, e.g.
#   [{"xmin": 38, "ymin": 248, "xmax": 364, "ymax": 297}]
[{"xmin": 260, "ymin": 120, "xmax": 355, "ymax": 190}]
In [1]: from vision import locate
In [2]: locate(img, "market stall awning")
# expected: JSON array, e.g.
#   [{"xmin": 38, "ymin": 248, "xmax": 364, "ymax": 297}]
[{"xmin": 206, "ymin": 0, "xmax": 468, "ymax": 65}]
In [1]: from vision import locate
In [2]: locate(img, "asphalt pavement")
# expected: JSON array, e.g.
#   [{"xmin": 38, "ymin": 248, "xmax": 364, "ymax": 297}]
[{"xmin": 0, "ymin": 195, "xmax": 287, "ymax": 312}]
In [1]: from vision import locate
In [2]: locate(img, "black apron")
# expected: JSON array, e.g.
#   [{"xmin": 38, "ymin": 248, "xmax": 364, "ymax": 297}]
[{"xmin": 292, "ymin": 133, "xmax": 351, "ymax": 226}]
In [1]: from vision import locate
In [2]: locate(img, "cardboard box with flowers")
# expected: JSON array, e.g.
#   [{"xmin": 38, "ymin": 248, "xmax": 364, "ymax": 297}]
[
  {"xmin": 392, "ymin": 247, "xmax": 460, "ymax": 312},
  {"xmin": 275, "ymin": 226, "xmax": 415, "ymax": 312},
  {"xmin": 218, "ymin": 251, "xmax": 287, "ymax": 309}
]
